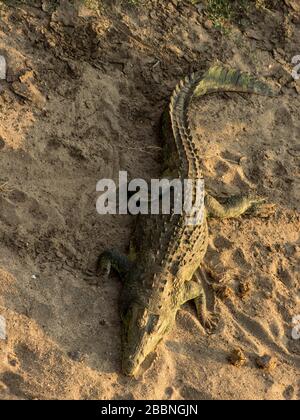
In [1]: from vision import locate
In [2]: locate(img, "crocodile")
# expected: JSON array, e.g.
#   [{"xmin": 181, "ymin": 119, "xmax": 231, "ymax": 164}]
[{"xmin": 97, "ymin": 66, "xmax": 277, "ymax": 377}]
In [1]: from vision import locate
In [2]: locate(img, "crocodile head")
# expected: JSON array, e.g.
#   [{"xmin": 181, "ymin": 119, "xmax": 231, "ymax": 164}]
[{"xmin": 121, "ymin": 304, "xmax": 175, "ymax": 376}]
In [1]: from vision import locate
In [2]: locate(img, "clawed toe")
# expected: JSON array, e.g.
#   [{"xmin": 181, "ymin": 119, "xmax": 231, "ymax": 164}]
[
  {"xmin": 96, "ymin": 265, "xmax": 110, "ymax": 278},
  {"xmin": 84, "ymin": 255, "xmax": 112, "ymax": 286},
  {"xmin": 83, "ymin": 269, "xmax": 100, "ymax": 286},
  {"xmin": 201, "ymin": 313, "xmax": 220, "ymax": 334},
  {"xmin": 96, "ymin": 255, "xmax": 112, "ymax": 278},
  {"xmin": 255, "ymin": 203, "xmax": 276, "ymax": 218},
  {"xmin": 246, "ymin": 202, "xmax": 276, "ymax": 218},
  {"xmin": 85, "ymin": 269, "xmax": 95, "ymax": 277}
]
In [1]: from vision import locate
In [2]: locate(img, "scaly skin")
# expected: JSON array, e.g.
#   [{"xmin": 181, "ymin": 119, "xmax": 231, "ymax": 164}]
[{"xmin": 97, "ymin": 66, "xmax": 277, "ymax": 377}]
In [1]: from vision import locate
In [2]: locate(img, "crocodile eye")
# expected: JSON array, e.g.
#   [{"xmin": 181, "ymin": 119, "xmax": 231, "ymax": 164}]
[{"xmin": 146, "ymin": 314, "xmax": 159, "ymax": 334}]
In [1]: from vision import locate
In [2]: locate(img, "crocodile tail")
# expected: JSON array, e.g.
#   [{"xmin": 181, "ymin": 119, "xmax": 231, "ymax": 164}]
[
  {"xmin": 194, "ymin": 65, "xmax": 278, "ymax": 97},
  {"xmin": 169, "ymin": 72, "xmax": 204, "ymax": 180},
  {"xmin": 167, "ymin": 65, "xmax": 277, "ymax": 181}
]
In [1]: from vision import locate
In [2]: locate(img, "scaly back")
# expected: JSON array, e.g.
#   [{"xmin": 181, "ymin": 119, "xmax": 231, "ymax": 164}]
[{"xmin": 141, "ymin": 65, "xmax": 277, "ymax": 285}]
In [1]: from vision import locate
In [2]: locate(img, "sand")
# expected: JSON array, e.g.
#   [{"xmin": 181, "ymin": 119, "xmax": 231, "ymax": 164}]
[{"xmin": 0, "ymin": 0, "xmax": 299, "ymax": 400}]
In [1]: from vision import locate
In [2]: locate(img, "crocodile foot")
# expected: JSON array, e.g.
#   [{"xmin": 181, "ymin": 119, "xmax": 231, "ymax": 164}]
[
  {"xmin": 205, "ymin": 193, "xmax": 273, "ymax": 219},
  {"xmin": 199, "ymin": 309, "xmax": 220, "ymax": 334},
  {"xmin": 97, "ymin": 256, "xmax": 112, "ymax": 279},
  {"xmin": 83, "ymin": 252, "xmax": 113, "ymax": 286},
  {"xmin": 193, "ymin": 268, "xmax": 220, "ymax": 334},
  {"xmin": 245, "ymin": 202, "xmax": 276, "ymax": 218}
]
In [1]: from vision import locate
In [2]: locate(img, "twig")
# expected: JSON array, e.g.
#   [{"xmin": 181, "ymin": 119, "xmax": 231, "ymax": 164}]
[{"xmin": 118, "ymin": 145, "xmax": 162, "ymax": 155}]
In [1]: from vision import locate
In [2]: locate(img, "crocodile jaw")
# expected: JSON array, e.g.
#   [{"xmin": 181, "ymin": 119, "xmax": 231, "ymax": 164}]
[{"xmin": 121, "ymin": 304, "xmax": 175, "ymax": 376}]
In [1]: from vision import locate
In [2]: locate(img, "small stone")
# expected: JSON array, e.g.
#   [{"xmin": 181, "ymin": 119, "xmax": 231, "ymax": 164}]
[
  {"xmin": 165, "ymin": 386, "xmax": 174, "ymax": 398},
  {"xmin": 228, "ymin": 349, "xmax": 247, "ymax": 367},
  {"xmin": 8, "ymin": 355, "xmax": 18, "ymax": 367},
  {"xmin": 67, "ymin": 350, "xmax": 84, "ymax": 362},
  {"xmin": 283, "ymin": 385, "xmax": 295, "ymax": 400},
  {"xmin": 203, "ymin": 19, "xmax": 213, "ymax": 30},
  {"xmin": 238, "ymin": 281, "xmax": 251, "ymax": 299},
  {"xmin": 255, "ymin": 354, "xmax": 277, "ymax": 372}
]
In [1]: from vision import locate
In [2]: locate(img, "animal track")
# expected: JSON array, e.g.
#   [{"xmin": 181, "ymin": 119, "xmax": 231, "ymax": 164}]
[
  {"xmin": 0, "ymin": 372, "xmax": 27, "ymax": 399},
  {"xmin": 8, "ymin": 189, "xmax": 27, "ymax": 204},
  {"xmin": 0, "ymin": 196, "xmax": 20, "ymax": 226}
]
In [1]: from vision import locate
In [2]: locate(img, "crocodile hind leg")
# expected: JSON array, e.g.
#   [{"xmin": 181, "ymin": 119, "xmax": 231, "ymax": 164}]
[
  {"xmin": 205, "ymin": 193, "xmax": 269, "ymax": 219},
  {"xmin": 181, "ymin": 273, "xmax": 219, "ymax": 334},
  {"xmin": 193, "ymin": 268, "xmax": 219, "ymax": 333}
]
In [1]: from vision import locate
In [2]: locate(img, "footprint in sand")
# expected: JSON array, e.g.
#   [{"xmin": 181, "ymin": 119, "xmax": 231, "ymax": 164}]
[
  {"xmin": 27, "ymin": 198, "xmax": 49, "ymax": 223},
  {"xmin": 0, "ymin": 196, "xmax": 20, "ymax": 226},
  {"xmin": 180, "ymin": 384, "xmax": 213, "ymax": 400},
  {"xmin": 8, "ymin": 189, "xmax": 27, "ymax": 204},
  {"xmin": 0, "ymin": 371, "xmax": 27, "ymax": 399}
]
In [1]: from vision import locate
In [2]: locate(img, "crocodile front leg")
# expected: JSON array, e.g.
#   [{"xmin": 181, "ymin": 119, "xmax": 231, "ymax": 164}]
[
  {"xmin": 205, "ymin": 193, "xmax": 268, "ymax": 219},
  {"xmin": 97, "ymin": 249, "xmax": 133, "ymax": 280}
]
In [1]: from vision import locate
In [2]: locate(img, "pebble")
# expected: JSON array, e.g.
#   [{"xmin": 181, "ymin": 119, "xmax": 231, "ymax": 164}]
[
  {"xmin": 255, "ymin": 354, "xmax": 277, "ymax": 372},
  {"xmin": 228, "ymin": 349, "xmax": 247, "ymax": 367},
  {"xmin": 283, "ymin": 385, "xmax": 295, "ymax": 400},
  {"xmin": 67, "ymin": 350, "xmax": 84, "ymax": 362}
]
